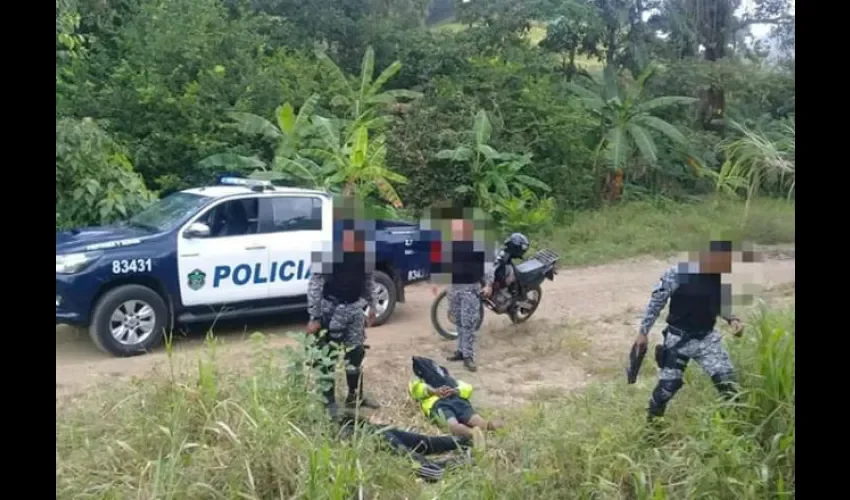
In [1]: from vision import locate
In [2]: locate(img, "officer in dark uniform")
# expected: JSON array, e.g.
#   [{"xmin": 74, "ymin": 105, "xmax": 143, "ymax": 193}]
[
  {"xmin": 306, "ymin": 211, "xmax": 379, "ymax": 414},
  {"xmin": 635, "ymin": 240, "xmax": 744, "ymax": 420},
  {"xmin": 431, "ymin": 216, "xmax": 494, "ymax": 372}
]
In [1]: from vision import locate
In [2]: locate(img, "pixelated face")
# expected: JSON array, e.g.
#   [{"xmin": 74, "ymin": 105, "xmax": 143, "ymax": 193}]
[
  {"xmin": 451, "ymin": 218, "xmax": 473, "ymax": 241},
  {"xmin": 700, "ymin": 250, "xmax": 733, "ymax": 273},
  {"xmin": 342, "ymin": 229, "xmax": 364, "ymax": 253}
]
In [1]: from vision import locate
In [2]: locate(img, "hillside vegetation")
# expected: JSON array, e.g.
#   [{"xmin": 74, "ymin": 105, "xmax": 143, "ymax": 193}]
[{"xmin": 57, "ymin": 0, "xmax": 795, "ymax": 234}]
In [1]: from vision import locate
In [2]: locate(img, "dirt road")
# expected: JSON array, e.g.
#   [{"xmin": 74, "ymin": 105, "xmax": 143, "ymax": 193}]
[{"xmin": 56, "ymin": 248, "xmax": 795, "ymax": 408}]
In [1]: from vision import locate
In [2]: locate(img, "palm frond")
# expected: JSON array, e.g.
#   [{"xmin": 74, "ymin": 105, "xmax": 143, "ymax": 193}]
[
  {"xmin": 634, "ymin": 115, "xmax": 688, "ymax": 144},
  {"xmin": 626, "ymin": 123, "xmax": 658, "ymax": 165},
  {"xmin": 227, "ymin": 112, "xmax": 281, "ymax": 139},
  {"xmin": 198, "ymin": 153, "xmax": 267, "ymax": 170},
  {"xmin": 604, "ymin": 127, "xmax": 629, "ymax": 171}
]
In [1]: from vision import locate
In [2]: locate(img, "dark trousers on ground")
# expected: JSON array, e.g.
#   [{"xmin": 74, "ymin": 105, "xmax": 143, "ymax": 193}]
[{"xmin": 342, "ymin": 418, "xmax": 470, "ymax": 482}]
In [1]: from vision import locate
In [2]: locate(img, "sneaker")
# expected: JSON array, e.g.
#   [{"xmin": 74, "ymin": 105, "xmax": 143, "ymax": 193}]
[
  {"xmin": 345, "ymin": 394, "xmax": 381, "ymax": 409},
  {"xmin": 463, "ymin": 358, "xmax": 478, "ymax": 372},
  {"xmin": 446, "ymin": 351, "xmax": 464, "ymax": 362}
]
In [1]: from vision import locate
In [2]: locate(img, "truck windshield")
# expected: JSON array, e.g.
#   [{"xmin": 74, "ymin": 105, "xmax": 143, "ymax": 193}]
[{"xmin": 126, "ymin": 192, "xmax": 211, "ymax": 233}]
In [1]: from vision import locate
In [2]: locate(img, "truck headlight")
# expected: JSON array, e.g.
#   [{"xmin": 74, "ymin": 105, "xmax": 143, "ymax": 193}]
[{"xmin": 56, "ymin": 251, "xmax": 102, "ymax": 274}]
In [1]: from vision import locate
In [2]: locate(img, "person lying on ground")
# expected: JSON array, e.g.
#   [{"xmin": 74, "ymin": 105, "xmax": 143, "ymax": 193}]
[
  {"xmin": 408, "ymin": 375, "xmax": 503, "ymax": 442},
  {"xmin": 334, "ymin": 409, "xmax": 473, "ymax": 482}
]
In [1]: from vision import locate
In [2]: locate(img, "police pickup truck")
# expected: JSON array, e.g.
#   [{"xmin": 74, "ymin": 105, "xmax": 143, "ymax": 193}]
[{"xmin": 56, "ymin": 177, "xmax": 432, "ymax": 357}]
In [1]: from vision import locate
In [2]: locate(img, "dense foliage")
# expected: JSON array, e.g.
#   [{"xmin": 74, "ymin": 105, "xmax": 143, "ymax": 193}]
[{"xmin": 56, "ymin": 0, "xmax": 795, "ymax": 231}]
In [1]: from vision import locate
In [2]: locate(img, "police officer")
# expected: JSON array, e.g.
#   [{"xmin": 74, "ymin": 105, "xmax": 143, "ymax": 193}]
[
  {"xmin": 433, "ymin": 217, "xmax": 494, "ymax": 372},
  {"xmin": 306, "ymin": 215, "xmax": 380, "ymax": 414},
  {"xmin": 635, "ymin": 240, "xmax": 744, "ymax": 420}
]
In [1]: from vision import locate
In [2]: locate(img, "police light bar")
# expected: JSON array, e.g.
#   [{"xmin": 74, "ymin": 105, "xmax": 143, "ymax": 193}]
[{"xmin": 217, "ymin": 176, "xmax": 273, "ymax": 188}]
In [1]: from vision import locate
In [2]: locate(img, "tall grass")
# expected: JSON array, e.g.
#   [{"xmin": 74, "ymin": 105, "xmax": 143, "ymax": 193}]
[
  {"xmin": 549, "ymin": 197, "xmax": 795, "ymax": 267},
  {"xmin": 57, "ymin": 304, "xmax": 794, "ymax": 499},
  {"xmin": 708, "ymin": 121, "xmax": 795, "ymax": 219}
]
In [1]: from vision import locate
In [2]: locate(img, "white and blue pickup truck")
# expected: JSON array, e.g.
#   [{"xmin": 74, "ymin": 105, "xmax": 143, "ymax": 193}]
[{"xmin": 56, "ymin": 177, "xmax": 434, "ymax": 357}]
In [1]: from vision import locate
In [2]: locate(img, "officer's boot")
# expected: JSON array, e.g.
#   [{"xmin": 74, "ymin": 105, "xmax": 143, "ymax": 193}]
[
  {"xmin": 345, "ymin": 369, "xmax": 380, "ymax": 409},
  {"xmin": 323, "ymin": 379, "xmax": 339, "ymax": 418},
  {"xmin": 446, "ymin": 351, "xmax": 464, "ymax": 362},
  {"xmin": 646, "ymin": 379, "xmax": 683, "ymax": 422},
  {"xmin": 711, "ymin": 373, "xmax": 739, "ymax": 401}
]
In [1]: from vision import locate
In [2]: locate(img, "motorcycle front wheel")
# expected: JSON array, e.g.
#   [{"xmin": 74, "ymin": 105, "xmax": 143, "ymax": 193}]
[{"xmin": 430, "ymin": 289, "xmax": 485, "ymax": 341}]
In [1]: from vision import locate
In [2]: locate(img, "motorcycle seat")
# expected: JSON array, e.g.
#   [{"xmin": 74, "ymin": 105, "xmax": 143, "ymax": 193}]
[{"xmin": 515, "ymin": 258, "xmax": 545, "ymax": 275}]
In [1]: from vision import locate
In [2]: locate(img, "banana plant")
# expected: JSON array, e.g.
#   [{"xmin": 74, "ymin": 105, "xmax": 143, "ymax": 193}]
[
  {"xmin": 316, "ymin": 46, "xmax": 422, "ymax": 133},
  {"xmin": 199, "ymin": 94, "xmax": 323, "ymax": 186},
  {"xmin": 305, "ymin": 117, "xmax": 408, "ymax": 208},
  {"xmin": 436, "ymin": 109, "xmax": 550, "ymax": 209},
  {"xmin": 566, "ymin": 65, "xmax": 696, "ymax": 199},
  {"xmin": 490, "ymin": 188, "xmax": 555, "ymax": 235}
]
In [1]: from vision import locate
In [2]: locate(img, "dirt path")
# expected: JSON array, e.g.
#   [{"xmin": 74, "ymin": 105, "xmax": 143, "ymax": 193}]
[{"xmin": 56, "ymin": 247, "xmax": 795, "ymax": 410}]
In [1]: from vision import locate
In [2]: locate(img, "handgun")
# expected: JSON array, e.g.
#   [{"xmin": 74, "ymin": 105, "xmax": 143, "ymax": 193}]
[{"xmin": 626, "ymin": 342, "xmax": 648, "ymax": 384}]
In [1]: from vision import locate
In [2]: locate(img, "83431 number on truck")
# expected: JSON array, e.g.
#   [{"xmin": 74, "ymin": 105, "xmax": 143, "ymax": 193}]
[{"xmin": 56, "ymin": 177, "xmax": 433, "ymax": 357}]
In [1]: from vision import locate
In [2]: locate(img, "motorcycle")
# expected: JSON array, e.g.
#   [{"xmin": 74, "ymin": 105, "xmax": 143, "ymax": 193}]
[{"xmin": 430, "ymin": 244, "xmax": 560, "ymax": 341}]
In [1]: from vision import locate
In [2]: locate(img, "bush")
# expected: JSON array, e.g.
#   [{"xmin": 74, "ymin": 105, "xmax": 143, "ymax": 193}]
[
  {"xmin": 56, "ymin": 118, "xmax": 155, "ymax": 228},
  {"xmin": 57, "ymin": 303, "xmax": 794, "ymax": 499}
]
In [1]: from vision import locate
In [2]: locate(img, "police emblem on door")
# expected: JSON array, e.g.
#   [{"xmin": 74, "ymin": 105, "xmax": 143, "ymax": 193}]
[{"xmin": 187, "ymin": 269, "xmax": 206, "ymax": 291}]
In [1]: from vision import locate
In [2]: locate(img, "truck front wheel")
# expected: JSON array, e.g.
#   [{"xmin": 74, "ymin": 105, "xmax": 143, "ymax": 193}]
[
  {"xmin": 89, "ymin": 284, "xmax": 169, "ymax": 357},
  {"xmin": 368, "ymin": 270, "xmax": 397, "ymax": 327}
]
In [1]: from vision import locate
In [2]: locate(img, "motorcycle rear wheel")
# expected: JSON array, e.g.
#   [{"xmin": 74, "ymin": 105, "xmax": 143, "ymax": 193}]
[{"xmin": 508, "ymin": 285, "xmax": 542, "ymax": 324}]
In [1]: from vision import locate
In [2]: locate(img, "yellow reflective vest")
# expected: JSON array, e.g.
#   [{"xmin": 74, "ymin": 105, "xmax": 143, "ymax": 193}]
[{"xmin": 408, "ymin": 378, "xmax": 473, "ymax": 418}]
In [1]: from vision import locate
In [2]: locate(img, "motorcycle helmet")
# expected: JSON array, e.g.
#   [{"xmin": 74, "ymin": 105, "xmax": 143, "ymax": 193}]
[{"xmin": 504, "ymin": 232, "xmax": 530, "ymax": 259}]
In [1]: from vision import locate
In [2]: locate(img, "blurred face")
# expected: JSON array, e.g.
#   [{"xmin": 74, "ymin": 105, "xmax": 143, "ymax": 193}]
[
  {"xmin": 342, "ymin": 229, "xmax": 365, "ymax": 253},
  {"xmin": 699, "ymin": 250, "xmax": 732, "ymax": 274},
  {"xmin": 451, "ymin": 219, "xmax": 473, "ymax": 241}
]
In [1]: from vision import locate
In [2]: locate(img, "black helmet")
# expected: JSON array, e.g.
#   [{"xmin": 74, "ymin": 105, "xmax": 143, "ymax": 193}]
[{"xmin": 504, "ymin": 232, "xmax": 530, "ymax": 258}]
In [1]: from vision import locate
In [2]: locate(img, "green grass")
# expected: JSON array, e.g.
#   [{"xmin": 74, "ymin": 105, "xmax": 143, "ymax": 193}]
[
  {"xmin": 56, "ymin": 303, "xmax": 795, "ymax": 499},
  {"xmin": 549, "ymin": 197, "xmax": 795, "ymax": 267}
]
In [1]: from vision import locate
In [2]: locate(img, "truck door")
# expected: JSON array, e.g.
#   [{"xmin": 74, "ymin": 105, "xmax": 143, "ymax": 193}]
[
  {"xmin": 177, "ymin": 197, "xmax": 270, "ymax": 306},
  {"xmin": 258, "ymin": 194, "xmax": 330, "ymax": 299}
]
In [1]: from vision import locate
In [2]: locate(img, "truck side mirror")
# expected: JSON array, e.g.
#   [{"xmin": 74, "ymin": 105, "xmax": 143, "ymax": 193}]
[{"xmin": 184, "ymin": 222, "xmax": 211, "ymax": 239}]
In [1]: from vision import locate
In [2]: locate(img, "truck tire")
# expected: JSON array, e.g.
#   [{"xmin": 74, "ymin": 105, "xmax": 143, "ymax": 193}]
[
  {"xmin": 369, "ymin": 270, "xmax": 397, "ymax": 327},
  {"xmin": 88, "ymin": 284, "xmax": 169, "ymax": 357}
]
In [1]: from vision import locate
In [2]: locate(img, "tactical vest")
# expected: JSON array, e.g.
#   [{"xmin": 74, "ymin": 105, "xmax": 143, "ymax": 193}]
[
  {"xmin": 666, "ymin": 272, "xmax": 722, "ymax": 336},
  {"xmin": 323, "ymin": 253, "xmax": 366, "ymax": 304}
]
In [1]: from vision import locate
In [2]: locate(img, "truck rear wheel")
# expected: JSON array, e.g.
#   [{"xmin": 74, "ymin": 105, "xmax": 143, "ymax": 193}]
[
  {"xmin": 367, "ymin": 270, "xmax": 397, "ymax": 327},
  {"xmin": 89, "ymin": 284, "xmax": 169, "ymax": 357}
]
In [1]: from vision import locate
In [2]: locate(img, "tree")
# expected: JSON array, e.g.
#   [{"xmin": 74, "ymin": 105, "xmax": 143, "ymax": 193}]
[
  {"xmin": 316, "ymin": 45, "xmax": 422, "ymax": 132},
  {"xmin": 454, "ymin": 0, "xmax": 536, "ymax": 57},
  {"xmin": 436, "ymin": 110, "xmax": 551, "ymax": 209},
  {"xmin": 307, "ymin": 118, "xmax": 409, "ymax": 208},
  {"xmin": 200, "ymin": 95, "xmax": 324, "ymax": 186},
  {"xmin": 647, "ymin": 0, "xmax": 795, "ymax": 128},
  {"xmin": 566, "ymin": 65, "xmax": 697, "ymax": 200},
  {"xmin": 537, "ymin": 0, "xmax": 602, "ymax": 81},
  {"xmin": 56, "ymin": 118, "xmax": 155, "ymax": 228}
]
